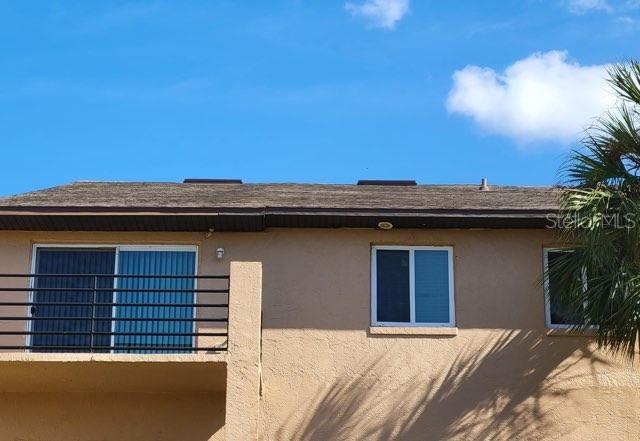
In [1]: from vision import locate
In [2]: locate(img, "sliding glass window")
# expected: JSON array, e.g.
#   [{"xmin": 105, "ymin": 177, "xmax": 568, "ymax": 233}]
[
  {"xmin": 371, "ymin": 246, "xmax": 455, "ymax": 327},
  {"xmin": 29, "ymin": 246, "xmax": 197, "ymax": 353}
]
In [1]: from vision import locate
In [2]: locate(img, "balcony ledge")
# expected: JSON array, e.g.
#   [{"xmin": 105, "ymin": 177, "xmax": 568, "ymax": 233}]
[{"xmin": 0, "ymin": 352, "xmax": 227, "ymax": 394}]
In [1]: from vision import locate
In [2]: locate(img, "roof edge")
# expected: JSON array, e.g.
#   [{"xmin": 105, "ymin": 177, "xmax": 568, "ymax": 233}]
[{"xmin": 0, "ymin": 206, "xmax": 557, "ymax": 217}]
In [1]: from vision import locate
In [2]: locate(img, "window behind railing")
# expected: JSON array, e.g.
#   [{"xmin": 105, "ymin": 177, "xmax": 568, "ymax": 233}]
[
  {"xmin": 0, "ymin": 247, "xmax": 229, "ymax": 354},
  {"xmin": 31, "ymin": 248, "xmax": 116, "ymax": 352}
]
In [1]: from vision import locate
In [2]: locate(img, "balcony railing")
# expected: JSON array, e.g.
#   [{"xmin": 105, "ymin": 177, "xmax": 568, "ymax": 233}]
[{"xmin": 0, "ymin": 273, "xmax": 229, "ymax": 354}]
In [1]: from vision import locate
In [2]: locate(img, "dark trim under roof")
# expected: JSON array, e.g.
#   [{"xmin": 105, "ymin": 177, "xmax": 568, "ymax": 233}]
[{"xmin": 0, "ymin": 181, "xmax": 560, "ymax": 231}]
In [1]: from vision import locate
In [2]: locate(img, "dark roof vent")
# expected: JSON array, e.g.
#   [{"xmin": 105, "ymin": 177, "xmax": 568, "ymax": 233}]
[
  {"xmin": 357, "ymin": 180, "xmax": 417, "ymax": 186},
  {"xmin": 183, "ymin": 179, "xmax": 243, "ymax": 184}
]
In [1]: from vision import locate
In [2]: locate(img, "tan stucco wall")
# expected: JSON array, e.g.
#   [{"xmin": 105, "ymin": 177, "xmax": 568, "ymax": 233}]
[
  {"xmin": 0, "ymin": 391, "xmax": 225, "ymax": 441},
  {"xmin": 0, "ymin": 229, "xmax": 639, "ymax": 440},
  {"xmin": 226, "ymin": 262, "xmax": 263, "ymax": 441}
]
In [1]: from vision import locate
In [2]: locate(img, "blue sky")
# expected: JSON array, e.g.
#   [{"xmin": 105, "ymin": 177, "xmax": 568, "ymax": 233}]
[{"xmin": 0, "ymin": 0, "xmax": 638, "ymax": 196}]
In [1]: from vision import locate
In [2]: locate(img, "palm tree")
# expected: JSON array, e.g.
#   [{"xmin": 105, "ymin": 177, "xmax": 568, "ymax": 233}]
[{"xmin": 547, "ymin": 61, "xmax": 640, "ymax": 359}]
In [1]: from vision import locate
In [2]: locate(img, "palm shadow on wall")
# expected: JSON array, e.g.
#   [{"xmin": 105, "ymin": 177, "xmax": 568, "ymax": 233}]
[{"xmin": 276, "ymin": 330, "xmax": 610, "ymax": 441}]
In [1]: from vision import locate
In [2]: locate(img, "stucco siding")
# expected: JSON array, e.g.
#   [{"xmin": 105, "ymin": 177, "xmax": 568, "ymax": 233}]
[
  {"xmin": 0, "ymin": 391, "xmax": 225, "ymax": 441},
  {"xmin": 0, "ymin": 229, "xmax": 638, "ymax": 440}
]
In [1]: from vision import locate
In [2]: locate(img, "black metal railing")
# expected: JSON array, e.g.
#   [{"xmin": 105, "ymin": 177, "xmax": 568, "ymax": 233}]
[{"xmin": 0, "ymin": 273, "xmax": 229, "ymax": 354}]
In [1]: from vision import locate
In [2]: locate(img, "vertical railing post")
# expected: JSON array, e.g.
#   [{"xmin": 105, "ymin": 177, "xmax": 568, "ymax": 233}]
[
  {"xmin": 225, "ymin": 276, "xmax": 231, "ymax": 352},
  {"xmin": 28, "ymin": 274, "xmax": 35, "ymax": 352},
  {"xmin": 90, "ymin": 275, "xmax": 97, "ymax": 353}
]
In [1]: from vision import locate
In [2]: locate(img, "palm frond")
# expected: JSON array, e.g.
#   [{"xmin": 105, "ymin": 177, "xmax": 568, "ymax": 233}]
[
  {"xmin": 609, "ymin": 62, "xmax": 640, "ymax": 106},
  {"xmin": 549, "ymin": 60, "xmax": 640, "ymax": 360}
]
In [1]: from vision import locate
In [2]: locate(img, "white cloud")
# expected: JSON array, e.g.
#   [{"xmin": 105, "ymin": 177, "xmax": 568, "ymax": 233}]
[
  {"xmin": 616, "ymin": 14, "xmax": 640, "ymax": 27},
  {"xmin": 345, "ymin": 0, "xmax": 409, "ymax": 29},
  {"xmin": 565, "ymin": 0, "xmax": 613, "ymax": 14},
  {"xmin": 447, "ymin": 51, "xmax": 616, "ymax": 145}
]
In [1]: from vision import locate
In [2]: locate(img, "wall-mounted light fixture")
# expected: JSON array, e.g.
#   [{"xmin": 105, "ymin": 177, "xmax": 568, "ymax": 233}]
[
  {"xmin": 377, "ymin": 221, "xmax": 394, "ymax": 230},
  {"xmin": 216, "ymin": 247, "xmax": 225, "ymax": 260}
]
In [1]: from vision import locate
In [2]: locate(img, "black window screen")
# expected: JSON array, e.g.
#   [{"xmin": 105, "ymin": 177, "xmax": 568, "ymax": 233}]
[
  {"xmin": 376, "ymin": 250, "xmax": 410, "ymax": 323},
  {"xmin": 31, "ymin": 248, "xmax": 116, "ymax": 352},
  {"xmin": 547, "ymin": 250, "xmax": 584, "ymax": 326}
]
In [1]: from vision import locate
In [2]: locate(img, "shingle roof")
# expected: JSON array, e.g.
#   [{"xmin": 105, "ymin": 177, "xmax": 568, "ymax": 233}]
[
  {"xmin": 0, "ymin": 181, "xmax": 560, "ymax": 212},
  {"xmin": 0, "ymin": 181, "xmax": 561, "ymax": 231}
]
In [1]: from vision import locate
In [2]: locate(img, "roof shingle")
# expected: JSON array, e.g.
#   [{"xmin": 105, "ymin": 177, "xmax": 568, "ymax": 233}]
[{"xmin": 0, "ymin": 181, "xmax": 560, "ymax": 212}]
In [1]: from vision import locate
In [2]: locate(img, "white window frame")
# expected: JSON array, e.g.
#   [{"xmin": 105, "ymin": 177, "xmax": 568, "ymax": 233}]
[
  {"xmin": 371, "ymin": 245, "xmax": 455, "ymax": 327},
  {"xmin": 543, "ymin": 247, "xmax": 589, "ymax": 329},
  {"xmin": 27, "ymin": 243, "xmax": 199, "ymax": 352}
]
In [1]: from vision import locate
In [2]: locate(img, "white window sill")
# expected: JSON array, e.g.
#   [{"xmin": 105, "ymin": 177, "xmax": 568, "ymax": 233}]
[
  {"xmin": 545, "ymin": 328, "xmax": 597, "ymax": 337},
  {"xmin": 369, "ymin": 326, "xmax": 458, "ymax": 336}
]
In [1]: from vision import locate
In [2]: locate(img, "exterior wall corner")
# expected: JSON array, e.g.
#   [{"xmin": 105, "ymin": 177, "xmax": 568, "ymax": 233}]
[{"xmin": 225, "ymin": 261, "xmax": 263, "ymax": 441}]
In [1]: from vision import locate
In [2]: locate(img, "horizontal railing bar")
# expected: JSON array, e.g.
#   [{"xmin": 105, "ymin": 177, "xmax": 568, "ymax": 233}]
[
  {"xmin": 0, "ymin": 331, "xmax": 228, "ymax": 336},
  {"xmin": 0, "ymin": 272, "xmax": 231, "ymax": 353},
  {"xmin": 0, "ymin": 346, "xmax": 228, "ymax": 351},
  {"xmin": 0, "ymin": 288, "xmax": 228, "ymax": 293},
  {"xmin": 0, "ymin": 274, "xmax": 229, "ymax": 279},
  {"xmin": 0, "ymin": 302, "xmax": 228, "ymax": 307},
  {"xmin": 0, "ymin": 317, "xmax": 227, "ymax": 322}
]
